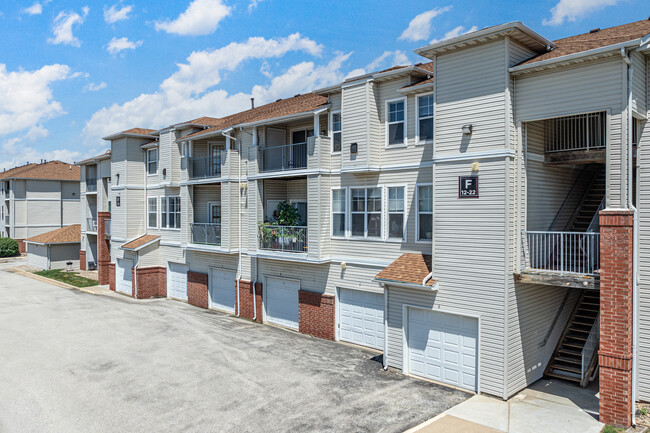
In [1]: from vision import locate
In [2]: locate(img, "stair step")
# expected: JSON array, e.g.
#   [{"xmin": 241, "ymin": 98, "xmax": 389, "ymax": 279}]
[
  {"xmin": 559, "ymin": 348, "xmax": 582, "ymax": 357},
  {"xmin": 555, "ymin": 356, "xmax": 582, "ymax": 365},
  {"xmin": 547, "ymin": 371, "xmax": 581, "ymax": 383},
  {"xmin": 565, "ymin": 335, "xmax": 587, "ymax": 342},
  {"xmin": 551, "ymin": 364, "xmax": 582, "ymax": 374}
]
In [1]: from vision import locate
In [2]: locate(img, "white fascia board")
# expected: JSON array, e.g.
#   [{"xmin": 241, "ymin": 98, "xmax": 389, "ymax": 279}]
[
  {"xmin": 235, "ymin": 105, "xmax": 332, "ymax": 128},
  {"xmin": 177, "ymin": 129, "xmax": 223, "ymax": 143},
  {"xmin": 102, "ymin": 132, "xmax": 156, "ymax": 141},
  {"xmin": 373, "ymin": 278, "xmax": 439, "ymax": 292}
]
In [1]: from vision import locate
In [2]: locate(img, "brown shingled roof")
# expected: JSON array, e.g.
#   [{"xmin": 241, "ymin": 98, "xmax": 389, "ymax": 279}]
[
  {"xmin": 0, "ymin": 160, "xmax": 80, "ymax": 181},
  {"xmin": 76, "ymin": 150, "xmax": 111, "ymax": 165},
  {"xmin": 182, "ymin": 93, "xmax": 328, "ymax": 140},
  {"xmin": 376, "ymin": 253, "xmax": 436, "ymax": 286},
  {"xmin": 26, "ymin": 224, "xmax": 80, "ymax": 245},
  {"xmin": 121, "ymin": 234, "xmax": 160, "ymax": 251},
  {"xmin": 121, "ymin": 128, "xmax": 156, "ymax": 136},
  {"xmin": 521, "ymin": 19, "xmax": 650, "ymax": 65}
]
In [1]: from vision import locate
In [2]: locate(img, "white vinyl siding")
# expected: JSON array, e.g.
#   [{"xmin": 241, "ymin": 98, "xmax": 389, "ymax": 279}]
[
  {"xmin": 637, "ymin": 110, "xmax": 650, "ymax": 400},
  {"xmin": 27, "ymin": 244, "xmax": 48, "ymax": 269}
]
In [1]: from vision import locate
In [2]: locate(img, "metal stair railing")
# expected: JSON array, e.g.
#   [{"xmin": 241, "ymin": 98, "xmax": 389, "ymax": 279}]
[{"xmin": 581, "ymin": 312, "xmax": 599, "ymax": 387}]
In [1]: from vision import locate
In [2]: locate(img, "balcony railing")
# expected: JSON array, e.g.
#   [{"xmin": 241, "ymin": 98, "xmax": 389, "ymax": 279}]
[
  {"xmin": 544, "ymin": 112, "xmax": 606, "ymax": 153},
  {"xmin": 521, "ymin": 231, "xmax": 600, "ymax": 276},
  {"xmin": 259, "ymin": 225, "xmax": 307, "ymax": 253},
  {"xmin": 258, "ymin": 142, "xmax": 307, "ymax": 173},
  {"xmin": 87, "ymin": 217, "xmax": 98, "ymax": 232},
  {"xmin": 104, "ymin": 219, "xmax": 111, "ymax": 237},
  {"xmin": 190, "ymin": 223, "xmax": 221, "ymax": 246},
  {"xmin": 188, "ymin": 154, "xmax": 225, "ymax": 180},
  {"xmin": 86, "ymin": 177, "xmax": 97, "ymax": 192}
]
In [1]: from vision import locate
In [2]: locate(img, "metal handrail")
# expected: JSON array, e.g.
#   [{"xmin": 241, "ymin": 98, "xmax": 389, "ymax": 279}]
[
  {"xmin": 87, "ymin": 217, "xmax": 98, "ymax": 232},
  {"xmin": 581, "ymin": 312, "xmax": 599, "ymax": 387},
  {"xmin": 521, "ymin": 231, "xmax": 600, "ymax": 276},
  {"xmin": 86, "ymin": 177, "xmax": 97, "ymax": 192},
  {"xmin": 190, "ymin": 223, "xmax": 221, "ymax": 246},
  {"xmin": 586, "ymin": 196, "xmax": 606, "ymax": 233},
  {"xmin": 258, "ymin": 142, "xmax": 307, "ymax": 172},
  {"xmin": 259, "ymin": 225, "xmax": 307, "ymax": 253},
  {"xmin": 188, "ymin": 153, "xmax": 225, "ymax": 179}
]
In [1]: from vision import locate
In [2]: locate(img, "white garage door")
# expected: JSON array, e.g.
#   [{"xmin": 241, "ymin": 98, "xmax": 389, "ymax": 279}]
[
  {"xmin": 339, "ymin": 289, "xmax": 384, "ymax": 350},
  {"xmin": 210, "ymin": 268, "xmax": 236, "ymax": 313},
  {"xmin": 167, "ymin": 262, "xmax": 189, "ymax": 301},
  {"xmin": 407, "ymin": 308, "xmax": 478, "ymax": 392},
  {"xmin": 265, "ymin": 277, "xmax": 299, "ymax": 330},
  {"xmin": 116, "ymin": 258, "xmax": 133, "ymax": 295}
]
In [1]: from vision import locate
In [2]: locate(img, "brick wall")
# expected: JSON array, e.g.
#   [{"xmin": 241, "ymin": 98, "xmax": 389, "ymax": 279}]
[
  {"xmin": 188, "ymin": 271, "xmax": 208, "ymax": 309},
  {"xmin": 599, "ymin": 210, "xmax": 634, "ymax": 427},
  {"xmin": 237, "ymin": 280, "xmax": 263, "ymax": 323},
  {"xmin": 134, "ymin": 266, "xmax": 166, "ymax": 299},
  {"xmin": 298, "ymin": 290, "xmax": 335, "ymax": 340},
  {"xmin": 79, "ymin": 250, "xmax": 86, "ymax": 271},
  {"xmin": 97, "ymin": 212, "xmax": 111, "ymax": 285},
  {"xmin": 108, "ymin": 262, "xmax": 116, "ymax": 292},
  {"xmin": 16, "ymin": 239, "xmax": 25, "ymax": 254}
]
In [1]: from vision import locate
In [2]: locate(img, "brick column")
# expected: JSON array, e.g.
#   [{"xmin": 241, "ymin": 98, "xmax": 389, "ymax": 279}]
[
  {"xmin": 237, "ymin": 280, "xmax": 263, "ymax": 323},
  {"xmin": 599, "ymin": 209, "xmax": 634, "ymax": 427},
  {"xmin": 187, "ymin": 271, "xmax": 208, "ymax": 309},
  {"xmin": 108, "ymin": 263, "xmax": 116, "ymax": 292},
  {"xmin": 79, "ymin": 250, "xmax": 86, "ymax": 271},
  {"xmin": 16, "ymin": 239, "xmax": 25, "ymax": 254},
  {"xmin": 97, "ymin": 212, "xmax": 111, "ymax": 285},
  {"xmin": 298, "ymin": 290, "xmax": 335, "ymax": 340}
]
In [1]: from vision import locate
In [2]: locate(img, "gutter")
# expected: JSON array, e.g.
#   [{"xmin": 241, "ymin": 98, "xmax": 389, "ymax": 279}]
[{"xmin": 372, "ymin": 278, "xmax": 439, "ymax": 292}]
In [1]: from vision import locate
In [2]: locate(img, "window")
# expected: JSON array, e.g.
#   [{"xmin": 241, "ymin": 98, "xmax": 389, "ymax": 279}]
[
  {"xmin": 291, "ymin": 129, "xmax": 314, "ymax": 144},
  {"xmin": 147, "ymin": 149, "xmax": 158, "ymax": 175},
  {"xmin": 332, "ymin": 189, "xmax": 346, "ymax": 236},
  {"xmin": 418, "ymin": 185, "xmax": 433, "ymax": 241},
  {"xmin": 387, "ymin": 99, "xmax": 406, "ymax": 146},
  {"xmin": 351, "ymin": 188, "xmax": 381, "ymax": 238},
  {"xmin": 292, "ymin": 202, "xmax": 307, "ymax": 225},
  {"xmin": 147, "ymin": 197, "xmax": 157, "ymax": 228},
  {"xmin": 161, "ymin": 196, "xmax": 181, "ymax": 229},
  {"xmin": 331, "ymin": 111, "xmax": 342, "ymax": 153},
  {"xmin": 388, "ymin": 187, "xmax": 405, "ymax": 239},
  {"xmin": 417, "ymin": 94, "xmax": 433, "ymax": 143}
]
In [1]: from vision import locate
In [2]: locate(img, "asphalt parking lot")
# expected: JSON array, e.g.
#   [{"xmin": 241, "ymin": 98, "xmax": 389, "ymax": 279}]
[{"xmin": 0, "ymin": 258, "xmax": 468, "ymax": 433}]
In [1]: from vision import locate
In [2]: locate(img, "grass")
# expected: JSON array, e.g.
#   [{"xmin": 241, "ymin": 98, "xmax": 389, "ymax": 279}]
[
  {"xmin": 34, "ymin": 269, "xmax": 97, "ymax": 288},
  {"xmin": 601, "ymin": 426, "xmax": 624, "ymax": 433}
]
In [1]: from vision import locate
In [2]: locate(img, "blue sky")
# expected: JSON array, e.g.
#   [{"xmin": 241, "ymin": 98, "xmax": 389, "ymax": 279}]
[{"xmin": 0, "ymin": 0, "xmax": 645, "ymax": 168}]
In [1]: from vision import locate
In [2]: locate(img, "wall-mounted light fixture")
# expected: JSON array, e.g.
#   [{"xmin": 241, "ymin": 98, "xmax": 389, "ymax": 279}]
[
  {"xmin": 162, "ymin": 168, "xmax": 167, "ymax": 177},
  {"xmin": 471, "ymin": 162, "xmax": 480, "ymax": 173},
  {"xmin": 350, "ymin": 143, "xmax": 358, "ymax": 154},
  {"xmin": 462, "ymin": 124, "xmax": 473, "ymax": 135}
]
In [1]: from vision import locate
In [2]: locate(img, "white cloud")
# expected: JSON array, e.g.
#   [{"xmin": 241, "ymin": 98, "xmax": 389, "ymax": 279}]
[
  {"xmin": 24, "ymin": 2, "xmax": 43, "ymax": 15},
  {"xmin": 84, "ymin": 82, "xmax": 107, "ymax": 92},
  {"xmin": 0, "ymin": 63, "xmax": 73, "ymax": 135},
  {"xmin": 104, "ymin": 4, "xmax": 133, "ymax": 24},
  {"xmin": 47, "ymin": 7, "xmax": 89, "ymax": 47},
  {"xmin": 344, "ymin": 50, "xmax": 410, "ymax": 80},
  {"xmin": 398, "ymin": 6, "xmax": 452, "ymax": 42},
  {"xmin": 83, "ymin": 34, "xmax": 341, "ymax": 145},
  {"xmin": 155, "ymin": 0, "xmax": 231, "ymax": 36},
  {"xmin": 248, "ymin": 0, "xmax": 263, "ymax": 12},
  {"xmin": 106, "ymin": 37, "xmax": 143, "ymax": 55},
  {"xmin": 543, "ymin": 0, "xmax": 620, "ymax": 25},
  {"xmin": 0, "ymin": 133, "xmax": 82, "ymax": 170},
  {"xmin": 260, "ymin": 61, "xmax": 272, "ymax": 78},
  {"xmin": 430, "ymin": 25, "xmax": 478, "ymax": 43}
]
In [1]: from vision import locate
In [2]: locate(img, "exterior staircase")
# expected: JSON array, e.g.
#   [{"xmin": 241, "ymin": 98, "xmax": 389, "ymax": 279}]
[
  {"xmin": 545, "ymin": 290, "xmax": 600, "ymax": 387},
  {"xmin": 565, "ymin": 167, "xmax": 606, "ymax": 232}
]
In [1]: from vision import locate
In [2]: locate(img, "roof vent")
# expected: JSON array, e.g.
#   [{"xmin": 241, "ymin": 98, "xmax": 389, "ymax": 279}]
[{"xmin": 589, "ymin": 28, "xmax": 600, "ymax": 33}]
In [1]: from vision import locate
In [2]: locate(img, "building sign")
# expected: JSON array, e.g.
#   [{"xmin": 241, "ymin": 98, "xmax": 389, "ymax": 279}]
[{"xmin": 459, "ymin": 176, "xmax": 479, "ymax": 198}]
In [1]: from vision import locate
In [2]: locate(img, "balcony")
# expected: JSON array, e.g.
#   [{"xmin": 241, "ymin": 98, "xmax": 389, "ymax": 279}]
[
  {"xmin": 104, "ymin": 219, "xmax": 111, "ymax": 238},
  {"xmin": 259, "ymin": 225, "xmax": 307, "ymax": 253},
  {"xmin": 87, "ymin": 217, "xmax": 98, "ymax": 232},
  {"xmin": 188, "ymin": 153, "xmax": 225, "ymax": 180},
  {"xmin": 86, "ymin": 178, "xmax": 97, "ymax": 192},
  {"xmin": 190, "ymin": 223, "xmax": 221, "ymax": 246},
  {"xmin": 518, "ymin": 231, "xmax": 600, "ymax": 289},
  {"xmin": 258, "ymin": 142, "xmax": 307, "ymax": 173}
]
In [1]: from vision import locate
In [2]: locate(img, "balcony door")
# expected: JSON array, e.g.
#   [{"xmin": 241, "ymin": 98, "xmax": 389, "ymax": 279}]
[
  {"xmin": 208, "ymin": 202, "xmax": 221, "ymax": 225},
  {"xmin": 290, "ymin": 129, "xmax": 313, "ymax": 169},
  {"xmin": 209, "ymin": 143, "xmax": 225, "ymax": 177},
  {"xmin": 265, "ymin": 128, "xmax": 286, "ymax": 171}
]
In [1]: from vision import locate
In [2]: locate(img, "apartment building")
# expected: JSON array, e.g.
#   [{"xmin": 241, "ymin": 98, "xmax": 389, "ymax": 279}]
[
  {"xmin": 0, "ymin": 160, "xmax": 80, "ymax": 252},
  {"xmin": 100, "ymin": 19, "xmax": 650, "ymax": 428}
]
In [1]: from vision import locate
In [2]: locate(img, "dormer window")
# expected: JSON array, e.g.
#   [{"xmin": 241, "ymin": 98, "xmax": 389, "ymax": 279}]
[
  {"xmin": 147, "ymin": 148, "xmax": 158, "ymax": 175},
  {"xmin": 386, "ymin": 98, "xmax": 407, "ymax": 146}
]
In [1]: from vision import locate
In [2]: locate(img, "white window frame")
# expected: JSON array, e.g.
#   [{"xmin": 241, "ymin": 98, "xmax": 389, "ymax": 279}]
[
  {"xmin": 147, "ymin": 196, "xmax": 158, "ymax": 229},
  {"xmin": 160, "ymin": 196, "xmax": 181, "ymax": 230},
  {"xmin": 416, "ymin": 183, "xmax": 433, "ymax": 243},
  {"xmin": 416, "ymin": 92, "xmax": 434, "ymax": 145},
  {"xmin": 147, "ymin": 148, "xmax": 158, "ymax": 175},
  {"xmin": 386, "ymin": 184, "xmax": 407, "ymax": 242},
  {"xmin": 330, "ymin": 187, "xmax": 347, "ymax": 238},
  {"xmin": 329, "ymin": 110, "xmax": 342, "ymax": 154},
  {"xmin": 349, "ymin": 186, "xmax": 383, "ymax": 240},
  {"xmin": 385, "ymin": 97, "xmax": 407, "ymax": 148},
  {"xmin": 289, "ymin": 127, "xmax": 315, "ymax": 145},
  {"xmin": 207, "ymin": 201, "xmax": 221, "ymax": 225}
]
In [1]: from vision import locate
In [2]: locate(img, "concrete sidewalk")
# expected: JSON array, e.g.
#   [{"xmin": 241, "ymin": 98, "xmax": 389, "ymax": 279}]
[{"xmin": 410, "ymin": 379, "xmax": 603, "ymax": 433}]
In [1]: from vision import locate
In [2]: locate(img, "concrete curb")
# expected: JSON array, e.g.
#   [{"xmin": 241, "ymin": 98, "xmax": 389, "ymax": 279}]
[{"xmin": 9, "ymin": 267, "xmax": 78, "ymax": 290}]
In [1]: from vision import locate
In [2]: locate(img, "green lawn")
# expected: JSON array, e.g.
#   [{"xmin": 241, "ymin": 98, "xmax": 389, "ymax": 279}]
[
  {"xmin": 601, "ymin": 426, "xmax": 624, "ymax": 433},
  {"xmin": 34, "ymin": 269, "xmax": 97, "ymax": 288}
]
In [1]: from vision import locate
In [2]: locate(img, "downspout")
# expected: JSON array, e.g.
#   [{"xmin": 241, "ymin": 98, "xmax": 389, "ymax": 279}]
[
  {"xmin": 134, "ymin": 251, "xmax": 139, "ymax": 298},
  {"xmin": 223, "ymin": 128, "xmax": 242, "ymax": 317},
  {"xmin": 252, "ymin": 257, "xmax": 257, "ymax": 321},
  {"xmin": 421, "ymin": 272, "xmax": 433, "ymax": 286},
  {"xmin": 622, "ymin": 47, "xmax": 638, "ymax": 426},
  {"xmin": 382, "ymin": 283, "xmax": 388, "ymax": 370}
]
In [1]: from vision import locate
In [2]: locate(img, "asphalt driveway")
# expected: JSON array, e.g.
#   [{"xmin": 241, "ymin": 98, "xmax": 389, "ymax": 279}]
[{"xmin": 0, "ymin": 259, "xmax": 468, "ymax": 433}]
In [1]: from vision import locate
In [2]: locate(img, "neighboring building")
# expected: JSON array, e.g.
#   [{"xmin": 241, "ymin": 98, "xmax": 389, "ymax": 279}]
[
  {"xmin": 25, "ymin": 224, "xmax": 81, "ymax": 270},
  {"xmin": 0, "ymin": 160, "xmax": 81, "ymax": 253},
  {"xmin": 99, "ymin": 18, "xmax": 650, "ymax": 428}
]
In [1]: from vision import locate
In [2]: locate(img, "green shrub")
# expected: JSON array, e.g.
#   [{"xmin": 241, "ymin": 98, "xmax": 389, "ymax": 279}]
[{"xmin": 0, "ymin": 237, "xmax": 19, "ymax": 257}]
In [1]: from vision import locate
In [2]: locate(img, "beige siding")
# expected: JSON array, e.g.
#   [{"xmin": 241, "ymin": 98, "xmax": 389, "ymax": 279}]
[
  {"xmin": 341, "ymin": 81, "xmax": 370, "ymax": 168},
  {"xmin": 632, "ymin": 51, "xmax": 646, "ymax": 116},
  {"xmin": 26, "ymin": 180, "xmax": 59, "ymax": 199},
  {"xmin": 27, "ymin": 244, "xmax": 48, "ymax": 269},
  {"xmin": 637, "ymin": 117, "xmax": 650, "ymax": 400},
  {"xmin": 50, "ymin": 243, "xmax": 80, "ymax": 269}
]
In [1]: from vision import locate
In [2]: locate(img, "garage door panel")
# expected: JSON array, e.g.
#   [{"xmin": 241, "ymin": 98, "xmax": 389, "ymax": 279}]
[
  {"xmin": 210, "ymin": 269, "xmax": 236, "ymax": 313},
  {"xmin": 266, "ymin": 277, "xmax": 299, "ymax": 330},
  {"xmin": 407, "ymin": 309, "xmax": 478, "ymax": 392},
  {"xmin": 339, "ymin": 289, "xmax": 384, "ymax": 350},
  {"xmin": 116, "ymin": 259, "xmax": 133, "ymax": 295},
  {"xmin": 168, "ymin": 263, "xmax": 188, "ymax": 301}
]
